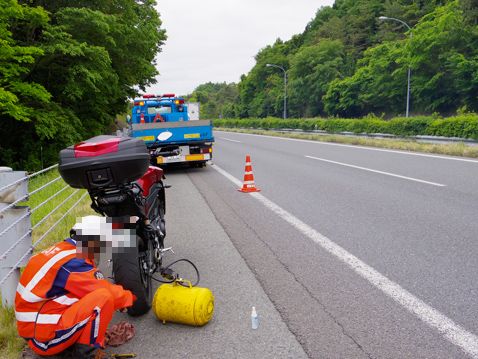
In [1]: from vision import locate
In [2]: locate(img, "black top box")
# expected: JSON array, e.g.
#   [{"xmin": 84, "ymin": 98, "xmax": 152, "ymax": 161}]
[{"xmin": 59, "ymin": 135, "xmax": 149, "ymax": 190}]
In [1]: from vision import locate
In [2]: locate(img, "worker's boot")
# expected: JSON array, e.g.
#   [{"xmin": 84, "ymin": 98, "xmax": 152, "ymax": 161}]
[{"xmin": 73, "ymin": 344, "xmax": 109, "ymax": 359}]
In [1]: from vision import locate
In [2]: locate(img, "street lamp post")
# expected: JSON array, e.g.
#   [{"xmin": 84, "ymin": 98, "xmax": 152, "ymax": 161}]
[
  {"xmin": 266, "ymin": 63, "xmax": 287, "ymax": 119},
  {"xmin": 378, "ymin": 16, "xmax": 412, "ymax": 118}
]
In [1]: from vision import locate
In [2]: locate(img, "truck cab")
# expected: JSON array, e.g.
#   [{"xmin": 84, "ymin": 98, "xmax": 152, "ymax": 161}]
[{"xmin": 132, "ymin": 94, "xmax": 188, "ymax": 124}]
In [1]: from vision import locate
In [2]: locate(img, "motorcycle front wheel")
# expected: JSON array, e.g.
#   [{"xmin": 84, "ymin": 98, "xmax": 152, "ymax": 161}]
[{"xmin": 112, "ymin": 236, "xmax": 153, "ymax": 316}]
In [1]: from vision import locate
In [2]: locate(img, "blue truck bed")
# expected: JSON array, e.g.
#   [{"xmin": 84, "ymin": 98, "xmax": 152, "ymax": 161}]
[{"xmin": 132, "ymin": 120, "xmax": 214, "ymax": 146}]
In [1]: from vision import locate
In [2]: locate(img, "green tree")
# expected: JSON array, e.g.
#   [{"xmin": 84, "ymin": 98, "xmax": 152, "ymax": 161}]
[
  {"xmin": 461, "ymin": 0, "xmax": 478, "ymax": 25},
  {"xmin": 0, "ymin": 1, "xmax": 50, "ymax": 122},
  {"xmin": 188, "ymin": 82, "xmax": 239, "ymax": 119},
  {"xmin": 407, "ymin": 1, "xmax": 478, "ymax": 113},
  {"xmin": 288, "ymin": 40, "xmax": 345, "ymax": 117},
  {"xmin": 1, "ymin": 0, "xmax": 166, "ymax": 170},
  {"xmin": 324, "ymin": 1, "xmax": 477, "ymax": 117},
  {"xmin": 323, "ymin": 41, "xmax": 405, "ymax": 117},
  {"xmin": 0, "ymin": 0, "xmax": 56, "ymax": 168},
  {"xmin": 237, "ymin": 39, "xmax": 290, "ymax": 118}
]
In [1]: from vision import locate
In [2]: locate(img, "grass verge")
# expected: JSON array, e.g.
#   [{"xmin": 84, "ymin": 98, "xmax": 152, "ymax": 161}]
[
  {"xmin": 215, "ymin": 127, "xmax": 478, "ymax": 158},
  {"xmin": 0, "ymin": 299, "xmax": 24, "ymax": 359},
  {"xmin": 0, "ymin": 168, "xmax": 93, "ymax": 359}
]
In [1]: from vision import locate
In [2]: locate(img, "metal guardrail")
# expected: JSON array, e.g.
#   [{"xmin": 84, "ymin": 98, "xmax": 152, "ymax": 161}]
[
  {"xmin": 0, "ymin": 164, "xmax": 58, "ymax": 195},
  {"xmin": 0, "ymin": 166, "xmax": 87, "ymax": 306},
  {"xmin": 240, "ymin": 127, "xmax": 478, "ymax": 145}
]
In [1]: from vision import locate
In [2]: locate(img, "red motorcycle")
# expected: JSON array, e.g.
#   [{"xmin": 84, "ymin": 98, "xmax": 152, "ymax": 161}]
[{"xmin": 59, "ymin": 135, "xmax": 167, "ymax": 315}]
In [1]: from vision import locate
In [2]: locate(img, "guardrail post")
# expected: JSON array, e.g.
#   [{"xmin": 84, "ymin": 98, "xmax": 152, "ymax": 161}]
[{"xmin": 0, "ymin": 167, "xmax": 31, "ymax": 306}]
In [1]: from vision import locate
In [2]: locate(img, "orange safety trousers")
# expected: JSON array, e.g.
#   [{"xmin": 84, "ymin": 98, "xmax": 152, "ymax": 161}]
[{"xmin": 28, "ymin": 288, "xmax": 114, "ymax": 356}]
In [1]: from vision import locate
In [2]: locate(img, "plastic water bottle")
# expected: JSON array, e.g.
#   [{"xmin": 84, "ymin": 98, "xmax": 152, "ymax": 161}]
[{"xmin": 251, "ymin": 306, "xmax": 259, "ymax": 329}]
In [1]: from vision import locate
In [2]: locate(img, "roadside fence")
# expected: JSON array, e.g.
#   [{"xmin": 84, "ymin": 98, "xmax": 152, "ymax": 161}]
[
  {"xmin": 236, "ymin": 127, "xmax": 478, "ymax": 145},
  {"xmin": 0, "ymin": 165, "xmax": 88, "ymax": 306}
]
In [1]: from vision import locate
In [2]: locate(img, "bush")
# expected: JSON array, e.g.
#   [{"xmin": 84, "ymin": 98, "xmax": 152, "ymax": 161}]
[
  {"xmin": 427, "ymin": 115, "xmax": 478, "ymax": 139},
  {"xmin": 213, "ymin": 114, "xmax": 478, "ymax": 139}
]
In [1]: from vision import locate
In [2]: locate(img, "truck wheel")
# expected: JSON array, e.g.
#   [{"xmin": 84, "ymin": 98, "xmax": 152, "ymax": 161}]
[{"xmin": 113, "ymin": 239, "xmax": 152, "ymax": 316}]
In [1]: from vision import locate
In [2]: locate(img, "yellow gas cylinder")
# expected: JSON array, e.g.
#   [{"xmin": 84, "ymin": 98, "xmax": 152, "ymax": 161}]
[{"xmin": 152, "ymin": 281, "xmax": 214, "ymax": 326}]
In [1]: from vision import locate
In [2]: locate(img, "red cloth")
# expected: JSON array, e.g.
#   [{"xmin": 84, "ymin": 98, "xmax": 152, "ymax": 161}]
[{"xmin": 105, "ymin": 321, "xmax": 136, "ymax": 347}]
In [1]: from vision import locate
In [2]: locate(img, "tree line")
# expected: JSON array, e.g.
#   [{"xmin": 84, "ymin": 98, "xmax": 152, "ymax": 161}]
[
  {"xmin": 187, "ymin": 0, "xmax": 478, "ymax": 120},
  {"xmin": 0, "ymin": 0, "xmax": 165, "ymax": 170}
]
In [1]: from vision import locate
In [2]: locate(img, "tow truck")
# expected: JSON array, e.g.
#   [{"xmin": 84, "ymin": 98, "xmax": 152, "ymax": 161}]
[{"xmin": 129, "ymin": 94, "xmax": 214, "ymax": 167}]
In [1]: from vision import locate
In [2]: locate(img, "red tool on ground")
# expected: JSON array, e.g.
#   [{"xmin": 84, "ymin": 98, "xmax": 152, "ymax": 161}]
[{"xmin": 238, "ymin": 155, "xmax": 260, "ymax": 193}]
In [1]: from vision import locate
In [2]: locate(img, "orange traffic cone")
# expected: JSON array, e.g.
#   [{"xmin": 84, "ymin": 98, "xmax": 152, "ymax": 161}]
[{"xmin": 238, "ymin": 155, "xmax": 260, "ymax": 193}]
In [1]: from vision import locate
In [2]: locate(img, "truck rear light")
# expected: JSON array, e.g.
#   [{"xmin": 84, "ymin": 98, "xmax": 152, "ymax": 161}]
[
  {"xmin": 142, "ymin": 94, "xmax": 156, "ymax": 98},
  {"xmin": 201, "ymin": 147, "xmax": 212, "ymax": 154},
  {"xmin": 74, "ymin": 138, "xmax": 121, "ymax": 158},
  {"xmin": 162, "ymin": 93, "xmax": 175, "ymax": 98}
]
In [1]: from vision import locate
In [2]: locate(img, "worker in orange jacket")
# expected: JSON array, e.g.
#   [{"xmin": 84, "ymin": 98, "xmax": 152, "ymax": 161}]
[{"xmin": 15, "ymin": 216, "xmax": 136, "ymax": 358}]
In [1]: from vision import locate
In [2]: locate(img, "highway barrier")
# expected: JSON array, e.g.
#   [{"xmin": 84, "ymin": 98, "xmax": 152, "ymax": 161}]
[
  {"xmin": 213, "ymin": 115, "xmax": 478, "ymax": 142},
  {"xmin": 0, "ymin": 165, "xmax": 87, "ymax": 306}
]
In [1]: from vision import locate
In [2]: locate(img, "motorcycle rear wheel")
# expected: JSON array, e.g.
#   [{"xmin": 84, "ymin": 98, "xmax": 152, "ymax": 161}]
[{"xmin": 112, "ymin": 237, "xmax": 153, "ymax": 316}]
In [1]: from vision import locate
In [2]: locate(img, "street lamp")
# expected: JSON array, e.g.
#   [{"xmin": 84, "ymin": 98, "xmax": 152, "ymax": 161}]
[
  {"xmin": 266, "ymin": 63, "xmax": 287, "ymax": 119},
  {"xmin": 378, "ymin": 16, "xmax": 412, "ymax": 118}
]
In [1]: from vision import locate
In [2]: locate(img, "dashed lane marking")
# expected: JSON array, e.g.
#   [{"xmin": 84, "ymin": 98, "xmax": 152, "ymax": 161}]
[
  {"xmin": 305, "ymin": 155, "xmax": 446, "ymax": 187},
  {"xmin": 218, "ymin": 137, "xmax": 242, "ymax": 143}
]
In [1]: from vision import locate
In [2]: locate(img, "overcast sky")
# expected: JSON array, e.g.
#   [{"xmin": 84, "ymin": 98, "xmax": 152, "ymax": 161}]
[{"xmin": 147, "ymin": 0, "xmax": 335, "ymax": 96}]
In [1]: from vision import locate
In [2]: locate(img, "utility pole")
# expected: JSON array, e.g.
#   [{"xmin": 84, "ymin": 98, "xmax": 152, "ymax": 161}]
[{"xmin": 379, "ymin": 16, "xmax": 413, "ymax": 118}]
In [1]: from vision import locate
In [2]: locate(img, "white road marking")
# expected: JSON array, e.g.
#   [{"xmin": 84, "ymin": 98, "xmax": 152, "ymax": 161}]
[
  {"xmin": 219, "ymin": 137, "xmax": 242, "ymax": 143},
  {"xmin": 305, "ymin": 155, "xmax": 446, "ymax": 187},
  {"xmin": 211, "ymin": 163, "xmax": 478, "ymax": 358},
  {"xmin": 215, "ymin": 130, "xmax": 478, "ymax": 163}
]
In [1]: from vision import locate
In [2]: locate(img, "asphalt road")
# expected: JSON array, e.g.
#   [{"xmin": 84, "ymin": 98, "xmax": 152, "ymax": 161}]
[{"xmin": 185, "ymin": 130, "xmax": 478, "ymax": 358}]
